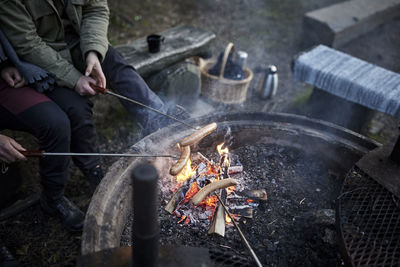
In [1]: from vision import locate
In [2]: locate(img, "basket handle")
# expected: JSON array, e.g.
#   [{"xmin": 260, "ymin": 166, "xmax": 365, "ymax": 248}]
[{"xmin": 219, "ymin": 42, "xmax": 235, "ymax": 79}]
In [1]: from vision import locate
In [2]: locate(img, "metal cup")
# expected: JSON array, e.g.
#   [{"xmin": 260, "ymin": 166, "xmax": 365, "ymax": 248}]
[{"xmin": 147, "ymin": 34, "xmax": 165, "ymax": 53}]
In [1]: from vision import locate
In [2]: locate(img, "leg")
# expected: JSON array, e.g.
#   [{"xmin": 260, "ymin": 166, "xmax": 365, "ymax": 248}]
[
  {"xmin": 0, "ymin": 83, "xmax": 84, "ymax": 231},
  {"xmin": 45, "ymin": 87, "xmax": 101, "ymax": 175},
  {"xmin": 101, "ymin": 46, "xmax": 168, "ymax": 131},
  {"xmin": 0, "ymin": 83, "xmax": 70, "ymax": 202}
]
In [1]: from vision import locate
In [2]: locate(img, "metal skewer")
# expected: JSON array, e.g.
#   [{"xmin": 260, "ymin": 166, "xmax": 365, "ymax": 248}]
[
  {"xmin": 215, "ymin": 193, "xmax": 263, "ymax": 267},
  {"xmin": 21, "ymin": 151, "xmax": 178, "ymax": 159},
  {"xmin": 90, "ymin": 84, "xmax": 199, "ymax": 130}
]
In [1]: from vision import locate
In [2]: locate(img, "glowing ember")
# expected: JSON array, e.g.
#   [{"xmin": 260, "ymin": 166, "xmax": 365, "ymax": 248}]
[
  {"xmin": 176, "ymin": 158, "xmax": 195, "ymax": 183},
  {"xmin": 182, "ymin": 181, "xmax": 199, "ymax": 204},
  {"xmin": 200, "ymin": 195, "xmax": 218, "ymax": 207},
  {"xmin": 227, "ymin": 185, "xmax": 236, "ymax": 195}
]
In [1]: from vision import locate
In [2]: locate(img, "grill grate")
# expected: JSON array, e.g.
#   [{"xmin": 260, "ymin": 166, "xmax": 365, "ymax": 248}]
[
  {"xmin": 337, "ymin": 166, "xmax": 400, "ymax": 266},
  {"xmin": 209, "ymin": 246, "xmax": 254, "ymax": 267}
]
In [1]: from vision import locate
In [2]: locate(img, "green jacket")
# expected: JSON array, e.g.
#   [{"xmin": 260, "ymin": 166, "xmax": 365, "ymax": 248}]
[{"xmin": 0, "ymin": 0, "xmax": 109, "ymax": 88}]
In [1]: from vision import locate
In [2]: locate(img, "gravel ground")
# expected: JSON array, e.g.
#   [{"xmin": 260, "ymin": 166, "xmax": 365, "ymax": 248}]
[{"xmin": 1, "ymin": 0, "xmax": 399, "ymax": 266}]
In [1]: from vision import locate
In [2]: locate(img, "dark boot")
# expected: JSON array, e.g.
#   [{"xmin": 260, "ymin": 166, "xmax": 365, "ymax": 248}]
[
  {"xmin": 85, "ymin": 165, "xmax": 104, "ymax": 193},
  {"xmin": 40, "ymin": 196, "xmax": 85, "ymax": 232},
  {"xmin": 0, "ymin": 246, "xmax": 19, "ymax": 267}
]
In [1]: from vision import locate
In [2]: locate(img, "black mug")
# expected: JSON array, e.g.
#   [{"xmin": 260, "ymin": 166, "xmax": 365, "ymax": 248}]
[{"xmin": 147, "ymin": 34, "xmax": 165, "ymax": 53}]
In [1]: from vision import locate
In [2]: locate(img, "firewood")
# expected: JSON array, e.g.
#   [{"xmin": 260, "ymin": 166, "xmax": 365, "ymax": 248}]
[
  {"xmin": 165, "ymin": 186, "xmax": 185, "ymax": 214},
  {"xmin": 228, "ymin": 165, "xmax": 243, "ymax": 174},
  {"xmin": 208, "ymin": 199, "xmax": 225, "ymax": 236}
]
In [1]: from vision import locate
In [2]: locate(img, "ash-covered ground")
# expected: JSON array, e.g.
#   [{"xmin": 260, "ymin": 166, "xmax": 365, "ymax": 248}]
[{"xmin": 1, "ymin": 0, "xmax": 399, "ymax": 266}]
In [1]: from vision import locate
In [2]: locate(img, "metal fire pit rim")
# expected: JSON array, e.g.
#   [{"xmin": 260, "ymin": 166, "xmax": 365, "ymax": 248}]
[{"xmin": 81, "ymin": 111, "xmax": 379, "ymax": 255}]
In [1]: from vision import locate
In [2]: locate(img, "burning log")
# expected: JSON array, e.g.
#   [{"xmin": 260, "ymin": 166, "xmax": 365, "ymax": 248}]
[
  {"xmin": 227, "ymin": 189, "xmax": 268, "ymax": 202},
  {"xmin": 208, "ymin": 195, "xmax": 226, "ymax": 236},
  {"xmin": 228, "ymin": 165, "xmax": 243, "ymax": 174},
  {"xmin": 230, "ymin": 206, "xmax": 253, "ymax": 219},
  {"xmin": 165, "ymin": 186, "xmax": 185, "ymax": 214}
]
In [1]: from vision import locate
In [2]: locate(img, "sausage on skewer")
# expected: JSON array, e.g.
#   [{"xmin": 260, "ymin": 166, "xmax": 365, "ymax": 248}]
[
  {"xmin": 169, "ymin": 145, "xmax": 191, "ymax": 176},
  {"xmin": 179, "ymin": 123, "xmax": 217, "ymax": 147}
]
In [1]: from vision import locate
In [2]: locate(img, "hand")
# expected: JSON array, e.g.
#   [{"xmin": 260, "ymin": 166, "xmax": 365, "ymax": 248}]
[
  {"xmin": 0, "ymin": 134, "xmax": 26, "ymax": 163},
  {"xmin": 85, "ymin": 51, "xmax": 106, "ymax": 88},
  {"xmin": 74, "ymin": 75, "xmax": 98, "ymax": 96},
  {"xmin": 1, "ymin": 67, "xmax": 27, "ymax": 88}
]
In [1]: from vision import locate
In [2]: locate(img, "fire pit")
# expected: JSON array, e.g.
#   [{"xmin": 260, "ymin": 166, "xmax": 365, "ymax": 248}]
[{"xmin": 82, "ymin": 112, "xmax": 378, "ymax": 265}]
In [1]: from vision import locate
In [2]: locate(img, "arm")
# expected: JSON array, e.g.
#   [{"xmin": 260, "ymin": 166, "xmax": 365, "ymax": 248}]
[
  {"xmin": 0, "ymin": 134, "xmax": 26, "ymax": 163},
  {"xmin": 80, "ymin": 0, "xmax": 110, "ymax": 63},
  {"xmin": 80, "ymin": 0, "xmax": 110, "ymax": 88},
  {"xmin": 0, "ymin": 0, "xmax": 82, "ymax": 89}
]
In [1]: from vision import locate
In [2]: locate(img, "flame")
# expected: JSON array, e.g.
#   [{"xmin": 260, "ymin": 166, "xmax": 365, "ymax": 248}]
[
  {"xmin": 217, "ymin": 142, "xmax": 229, "ymax": 156},
  {"xmin": 227, "ymin": 185, "xmax": 236, "ymax": 195},
  {"xmin": 200, "ymin": 195, "xmax": 218, "ymax": 207},
  {"xmin": 246, "ymin": 199, "xmax": 254, "ymax": 203},
  {"xmin": 176, "ymin": 158, "xmax": 196, "ymax": 183},
  {"xmin": 182, "ymin": 181, "xmax": 199, "ymax": 204},
  {"xmin": 225, "ymin": 214, "xmax": 232, "ymax": 224},
  {"xmin": 217, "ymin": 142, "xmax": 230, "ymax": 170}
]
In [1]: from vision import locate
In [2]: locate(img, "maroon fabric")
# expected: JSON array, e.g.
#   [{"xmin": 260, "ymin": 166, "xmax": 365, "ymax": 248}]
[{"xmin": 0, "ymin": 79, "xmax": 50, "ymax": 115}]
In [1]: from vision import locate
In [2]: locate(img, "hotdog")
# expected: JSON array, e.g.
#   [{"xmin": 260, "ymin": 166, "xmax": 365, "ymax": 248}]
[
  {"xmin": 170, "ymin": 145, "xmax": 191, "ymax": 176},
  {"xmin": 191, "ymin": 178, "xmax": 238, "ymax": 206},
  {"xmin": 179, "ymin": 122, "xmax": 217, "ymax": 147}
]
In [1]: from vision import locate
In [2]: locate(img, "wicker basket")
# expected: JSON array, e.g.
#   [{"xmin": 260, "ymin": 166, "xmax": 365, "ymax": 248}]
[{"xmin": 197, "ymin": 43, "xmax": 253, "ymax": 104}]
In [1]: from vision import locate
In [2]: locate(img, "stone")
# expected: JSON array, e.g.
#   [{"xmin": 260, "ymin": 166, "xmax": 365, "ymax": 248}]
[
  {"xmin": 303, "ymin": 0, "xmax": 400, "ymax": 48},
  {"xmin": 314, "ymin": 209, "xmax": 336, "ymax": 225}
]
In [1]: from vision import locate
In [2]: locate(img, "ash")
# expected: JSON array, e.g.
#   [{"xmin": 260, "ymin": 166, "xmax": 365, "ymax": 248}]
[{"xmin": 121, "ymin": 144, "xmax": 343, "ymax": 266}]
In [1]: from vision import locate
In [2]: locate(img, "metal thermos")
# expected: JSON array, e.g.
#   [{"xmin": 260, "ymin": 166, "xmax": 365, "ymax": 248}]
[
  {"xmin": 260, "ymin": 65, "xmax": 278, "ymax": 99},
  {"xmin": 237, "ymin": 51, "xmax": 248, "ymax": 68}
]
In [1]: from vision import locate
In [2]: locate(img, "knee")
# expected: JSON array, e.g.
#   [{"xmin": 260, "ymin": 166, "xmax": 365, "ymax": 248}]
[
  {"xmin": 39, "ymin": 108, "xmax": 71, "ymax": 145},
  {"xmin": 67, "ymin": 96, "xmax": 94, "ymax": 123}
]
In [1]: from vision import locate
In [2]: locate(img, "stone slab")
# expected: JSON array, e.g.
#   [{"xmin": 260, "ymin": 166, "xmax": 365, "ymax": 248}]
[
  {"xmin": 293, "ymin": 45, "xmax": 400, "ymax": 119},
  {"xmin": 303, "ymin": 0, "xmax": 400, "ymax": 47},
  {"xmin": 356, "ymin": 141, "xmax": 400, "ymax": 198},
  {"xmin": 116, "ymin": 25, "xmax": 215, "ymax": 77}
]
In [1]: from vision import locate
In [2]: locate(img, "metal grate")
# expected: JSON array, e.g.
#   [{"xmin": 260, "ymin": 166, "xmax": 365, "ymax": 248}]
[
  {"xmin": 209, "ymin": 246, "xmax": 254, "ymax": 267},
  {"xmin": 337, "ymin": 167, "xmax": 400, "ymax": 266}
]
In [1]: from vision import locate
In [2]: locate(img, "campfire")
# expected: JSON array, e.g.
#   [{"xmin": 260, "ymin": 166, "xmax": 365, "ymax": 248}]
[{"xmin": 165, "ymin": 124, "xmax": 267, "ymax": 236}]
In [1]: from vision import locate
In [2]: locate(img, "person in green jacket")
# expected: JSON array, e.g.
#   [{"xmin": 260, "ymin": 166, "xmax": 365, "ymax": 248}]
[{"xmin": 0, "ymin": 0, "xmax": 181, "ymax": 230}]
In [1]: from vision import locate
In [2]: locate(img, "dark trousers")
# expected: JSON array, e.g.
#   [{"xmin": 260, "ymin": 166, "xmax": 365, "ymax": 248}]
[
  {"xmin": 71, "ymin": 45, "xmax": 168, "ymax": 132},
  {"xmin": 0, "ymin": 84, "xmax": 100, "ymax": 201}
]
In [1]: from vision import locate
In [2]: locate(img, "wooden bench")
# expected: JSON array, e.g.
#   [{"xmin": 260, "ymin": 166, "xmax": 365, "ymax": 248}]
[{"xmin": 303, "ymin": 0, "xmax": 400, "ymax": 47}]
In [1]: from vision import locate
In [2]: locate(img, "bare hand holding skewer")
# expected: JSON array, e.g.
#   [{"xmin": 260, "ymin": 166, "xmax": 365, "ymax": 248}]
[{"xmin": 0, "ymin": 134, "xmax": 26, "ymax": 163}]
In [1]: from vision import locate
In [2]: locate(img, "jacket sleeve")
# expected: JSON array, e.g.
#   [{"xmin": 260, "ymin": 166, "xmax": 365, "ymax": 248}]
[
  {"xmin": 0, "ymin": 0, "xmax": 82, "ymax": 89},
  {"xmin": 80, "ymin": 0, "xmax": 110, "ymax": 62}
]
